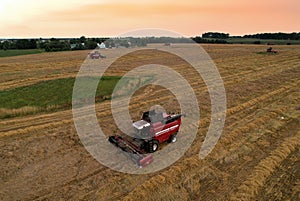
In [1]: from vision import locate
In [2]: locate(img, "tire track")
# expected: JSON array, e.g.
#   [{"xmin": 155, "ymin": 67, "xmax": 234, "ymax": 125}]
[
  {"xmin": 1, "ymin": 78, "xmax": 298, "ymax": 144},
  {"xmin": 230, "ymin": 131, "xmax": 300, "ymax": 201},
  {"xmin": 111, "ymin": 82, "xmax": 299, "ymax": 200},
  {"xmin": 1, "ymin": 64, "xmax": 298, "ymax": 135}
]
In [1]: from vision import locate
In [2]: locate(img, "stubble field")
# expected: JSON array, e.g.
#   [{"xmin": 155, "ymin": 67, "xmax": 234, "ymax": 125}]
[{"xmin": 0, "ymin": 44, "xmax": 299, "ymax": 200}]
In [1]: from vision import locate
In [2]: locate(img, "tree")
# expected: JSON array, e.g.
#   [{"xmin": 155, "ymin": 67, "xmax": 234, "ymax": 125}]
[
  {"xmin": 71, "ymin": 43, "xmax": 85, "ymax": 50},
  {"xmin": 192, "ymin": 36, "xmax": 228, "ymax": 44},
  {"xmin": 2, "ymin": 41, "xmax": 10, "ymax": 50},
  {"xmin": 119, "ymin": 40, "xmax": 129, "ymax": 48},
  {"xmin": 80, "ymin": 36, "xmax": 86, "ymax": 43},
  {"xmin": 15, "ymin": 39, "xmax": 37, "ymax": 49},
  {"xmin": 85, "ymin": 40, "xmax": 98, "ymax": 49},
  {"xmin": 104, "ymin": 39, "xmax": 116, "ymax": 48},
  {"xmin": 44, "ymin": 40, "xmax": 70, "ymax": 52},
  {"xmin": 50, "ymin": 38, "xmax": 58, "ymax": 41},
  {"xmin": 202, "ymin": 32, "xmax": 229, "ymax": 39}
]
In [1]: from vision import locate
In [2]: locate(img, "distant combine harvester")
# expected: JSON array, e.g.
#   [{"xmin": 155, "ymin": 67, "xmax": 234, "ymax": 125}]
[
  {"xmin": 266, "ymin": 47, "xmax": 278, "ymax": 54},
  {"xmin": 89, "ymin": 51, "xmax": 106, "ymax": 59}
]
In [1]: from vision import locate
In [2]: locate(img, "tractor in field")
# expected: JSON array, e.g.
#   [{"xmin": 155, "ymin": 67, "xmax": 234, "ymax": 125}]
[{"xmin": 108, "ymin": 110, "xmax": 185, "ymax": 167}]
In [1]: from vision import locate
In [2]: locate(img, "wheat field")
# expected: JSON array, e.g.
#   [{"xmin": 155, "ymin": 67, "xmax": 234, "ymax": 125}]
[{"xmin": 0, "ymin": 44, "xmax": 299, "ymax": 200}]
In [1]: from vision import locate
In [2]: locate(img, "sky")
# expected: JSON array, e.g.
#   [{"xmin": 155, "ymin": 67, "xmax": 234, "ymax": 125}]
[{"xmin": 0, "ymin": 0, "xmax": 299, "ymax": 38}]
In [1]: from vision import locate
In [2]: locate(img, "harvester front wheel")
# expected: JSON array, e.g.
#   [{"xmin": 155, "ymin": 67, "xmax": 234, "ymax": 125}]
[{"xmin": 147, "ymin": 140, "xmax": 159, "ymax": 153}]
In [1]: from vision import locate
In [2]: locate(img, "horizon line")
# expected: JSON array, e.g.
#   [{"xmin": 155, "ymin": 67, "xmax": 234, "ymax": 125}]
[{"xmin": 1, "ymin": 31, "xmax": 300, "ymax": 40}]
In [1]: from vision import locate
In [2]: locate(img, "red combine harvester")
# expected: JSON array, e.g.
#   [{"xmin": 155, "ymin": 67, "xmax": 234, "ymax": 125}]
[
  {"xmin": 89, "ymin": 51, "xmax": 106, "ymax": 59},
  {"xmin": 108, "ymin": 110, "xmax": 185, "ymax": 167}
]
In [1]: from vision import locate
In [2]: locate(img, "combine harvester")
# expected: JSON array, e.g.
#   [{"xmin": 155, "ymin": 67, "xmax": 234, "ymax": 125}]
[
  {"xmin": 266, "ymin": 47, "xmax": 278, "ymax": 53},
  {"xmin": 109, "ymin": 110, "xmax": 185, "ymax": 167},
  {"xmin": 89, "ymin": 51, "xmax": 106, "ymax": 59}
]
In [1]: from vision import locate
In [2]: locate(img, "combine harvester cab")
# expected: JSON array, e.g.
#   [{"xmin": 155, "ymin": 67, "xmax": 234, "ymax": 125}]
[{"xmin": 108, "ymin": 110, "xmax": 184, "ymax": 167}]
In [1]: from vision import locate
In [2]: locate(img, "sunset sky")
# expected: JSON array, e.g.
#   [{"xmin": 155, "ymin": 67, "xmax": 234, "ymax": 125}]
[{"xmin": 0, "ymin": 0, "xmax": 299, "ymax": 38}]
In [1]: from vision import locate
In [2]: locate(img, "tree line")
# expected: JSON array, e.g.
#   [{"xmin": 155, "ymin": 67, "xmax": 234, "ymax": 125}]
[
  {"xmin": 0, "ymin": 37, "xmax": 109, "ymax": 52},
  {"xmin": 201, "ymin": 32, "xmax": 300, "ymax": 40},
  {"xmin": 192, "ymin": 37, "xmax": 228, "ymax": 44},
  {"xmin": 243, "ymin": 32, "xmax": 300, "ymax": 40},
  {"xmin": 1, "ymin": 32, "xmax": 299, "ymax": 51},
  {"xmin": 0, "ymin": 36, "xmax": 147, "ymax": 52},
  {"xmin": 0, "ymin": 39, "xmax": 37, "ymax": 50}
]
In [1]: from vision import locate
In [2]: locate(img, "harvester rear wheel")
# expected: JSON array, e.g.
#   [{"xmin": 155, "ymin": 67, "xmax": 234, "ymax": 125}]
[{"xmin": 168, "ymin": 135, "xmax": 177, "ymax": 143}]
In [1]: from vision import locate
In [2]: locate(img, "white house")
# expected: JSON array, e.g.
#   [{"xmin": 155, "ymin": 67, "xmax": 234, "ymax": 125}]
[{"xmin": 97, "ymin": 42, "xmax": 106, "ymax": 49}]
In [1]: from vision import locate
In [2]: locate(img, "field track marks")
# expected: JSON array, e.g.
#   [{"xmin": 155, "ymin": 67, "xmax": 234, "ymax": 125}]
[
  {"xmin": 119, "ymin": 84, "xmax": 299, "ymax": 200},
  {"xmin": 230, "ymin": 131, "xmax": 300, "ymax": 201},
  {"xmin": 1, "ymin": 63, "xmax": 299, "ymax": 135},
  {"xmin": 0, "ymin": 62, "xmax": 298, "ymax": 131},
  {"xmin": 4, "ymin": 79, "xmax": 296, "ymax": 197},
  {"xmin": 1, "ymin": 44, "xmax": 298, "ymax": 91},
  {"xmin": 1, "ymin": 78, "xmax": 298, "ymax": 140},
  {"xmin": 0, "ymin": 74, "xmax": 77, "ymax": 90},
  {"xmin": 256, "ymin": 148, "xmax": 299, "ymax": 201},
  {"xmin": 0, "ymin": 81, "xmax": 296, "ymax": 199}
]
